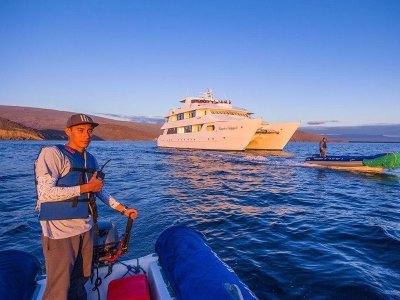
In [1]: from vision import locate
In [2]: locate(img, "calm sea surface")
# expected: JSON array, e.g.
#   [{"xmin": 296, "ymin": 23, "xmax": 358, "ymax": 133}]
[{"xmin": 0, "ymin": 141, "xmax": 399, "ymax": 299}]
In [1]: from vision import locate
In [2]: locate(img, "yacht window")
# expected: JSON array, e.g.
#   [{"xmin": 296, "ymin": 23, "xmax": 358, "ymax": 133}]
[
  {"xmin": 184, "ymin": 126, "xmax": 192, "ymax": 133},
  {"xmin": 177, "ymin": 113, "xmax": 184, "ymax": 120},
  {"xmin": 191, "ymin": 110, "xmax": 196, "ymax": 118},
  {"xmin": 192, "ymin": 125, "xmax": 202, "ymax": 132},
  {"xmin": 177, "ymin": 127, "xmax": 184, "ymax": 134},
  {"xmin": 167, "ymin": 128, "xmax": 177, "ymax": 134},
  {"xmin": 206, "ymin": 125, "xmax": 215, "ymax": 131}
]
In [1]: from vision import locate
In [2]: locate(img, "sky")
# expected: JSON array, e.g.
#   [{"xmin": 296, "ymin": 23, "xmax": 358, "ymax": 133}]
[{"xmin": 0, "ymin": 0, "xmax": 399, "ymax": 127}]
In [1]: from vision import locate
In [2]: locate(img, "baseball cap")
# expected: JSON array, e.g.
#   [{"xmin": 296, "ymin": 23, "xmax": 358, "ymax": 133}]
[{"xmin": 66, "ymin": 114, "xmax": 99, "ymax": 128}]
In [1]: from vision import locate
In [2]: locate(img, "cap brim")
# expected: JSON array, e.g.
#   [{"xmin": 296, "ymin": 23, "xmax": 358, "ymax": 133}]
[{"xmin": 67, "ymin": 122, "xmax": 99, "ymax": 128}]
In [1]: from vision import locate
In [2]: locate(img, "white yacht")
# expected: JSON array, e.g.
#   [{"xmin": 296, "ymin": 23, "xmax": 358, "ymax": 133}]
[{"xmin": 157, "ymin": 89, "xmax": 300, "ymax": 151}]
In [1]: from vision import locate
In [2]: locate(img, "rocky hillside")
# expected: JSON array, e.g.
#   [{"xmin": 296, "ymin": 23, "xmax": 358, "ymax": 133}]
[
  {"xmin": 0, "ymin": 105, "xmax": 332, "ymax": 142},
  {"xmin": 290, "ymin": 129, "xmax": 342, "ymax": 142},
  {"xmin": 0, "ymin": 117, "xmax": 44, "ymax": 140},
  {"xmin": 0, "ymin": 105, "xmax": 161, "ymax": 141}
]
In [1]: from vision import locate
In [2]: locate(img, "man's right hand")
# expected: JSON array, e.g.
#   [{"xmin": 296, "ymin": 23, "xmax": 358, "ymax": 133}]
[
  {"xmin": 80, "ymin": 172, "xmax": 104, "ymax": 194},
  {"xmin": 124, "ymin": 208, "xmax": 138, "ymax": 220}
]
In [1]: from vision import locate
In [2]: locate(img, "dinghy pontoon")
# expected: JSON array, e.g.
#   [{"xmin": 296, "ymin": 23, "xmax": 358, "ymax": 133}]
[{"xmin": 305, "ymin": 152, "xmax": 400, "ymax": 173}]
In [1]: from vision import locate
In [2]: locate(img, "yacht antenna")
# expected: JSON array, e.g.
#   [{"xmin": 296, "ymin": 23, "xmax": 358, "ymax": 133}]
[{"xmin": 203, "ymin": 88, "xmax": 214, "ymax": 100}]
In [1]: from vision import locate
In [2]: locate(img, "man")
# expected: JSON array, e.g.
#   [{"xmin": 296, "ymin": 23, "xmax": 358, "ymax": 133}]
[
  {"xmin": 34, "ymin": 114, "xmax": 137, "ymax": 300},
  {"xmin": 319, "ymin": 137, "xmax": 327, "ymax": 157}
]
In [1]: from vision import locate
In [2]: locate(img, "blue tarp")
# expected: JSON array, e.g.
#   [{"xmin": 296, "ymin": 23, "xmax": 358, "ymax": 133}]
[
  {"xmin": 155, "ymin": 225, "xmax": 258, "ymax": 300},
  {"xmin": 0, "ymin": 250, "xmax": 40, "ymax": 300}
]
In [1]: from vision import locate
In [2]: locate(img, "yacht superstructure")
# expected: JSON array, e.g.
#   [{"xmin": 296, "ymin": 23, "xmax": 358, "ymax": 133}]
[{"xmin": 157, "ymin": 89, "xmax": 299, "ymax": 151}]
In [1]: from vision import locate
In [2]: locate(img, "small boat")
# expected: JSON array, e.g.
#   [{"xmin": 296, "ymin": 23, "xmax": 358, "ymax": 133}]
[
  {"xmin": 305, "ymin": 152, "xmax": 400, "ymax": 173},
  {"xmin": 0, "ymin": 223, "xmax": 258, "ymax": 300}
]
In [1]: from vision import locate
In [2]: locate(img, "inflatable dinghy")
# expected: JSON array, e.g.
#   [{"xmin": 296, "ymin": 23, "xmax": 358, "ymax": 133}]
[
  {"xmin": 305, "ymin": 152, "xmax": 400, "ymax": 173},
  {"xmin": 0, "ymin": 225, "xmax": 257, "ymax": 300}
]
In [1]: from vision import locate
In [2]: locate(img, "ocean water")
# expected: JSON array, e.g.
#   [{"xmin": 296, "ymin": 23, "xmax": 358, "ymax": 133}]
[{"xmin": 0, "ymin": 141, "xmax": 399, "ymax": 299}]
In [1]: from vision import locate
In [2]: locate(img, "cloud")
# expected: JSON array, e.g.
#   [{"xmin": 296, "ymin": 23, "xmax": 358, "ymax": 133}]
[
  {"xmin": 307, "ymin": 120, "xmax": 340, "ymax": 125},
  {"xmin": 95, "ymin": 113, "xmax": 164, "ymax": 124}
]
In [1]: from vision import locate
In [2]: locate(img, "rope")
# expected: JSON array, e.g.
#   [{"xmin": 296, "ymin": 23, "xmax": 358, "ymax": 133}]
[
  {"xmin": 91, "ymin": 266, "xmax": 102, "ymax": 300},
  {"xmin": 89, "ymin": 258, "xmax": 146, "ymax": 300},
  {"xmin": 106, "ymin": 240, "xmax": 123, "ymax": 263},
  {"xmin": 118, "ymin": 258, "xmax": 146, "ymax": 278}
]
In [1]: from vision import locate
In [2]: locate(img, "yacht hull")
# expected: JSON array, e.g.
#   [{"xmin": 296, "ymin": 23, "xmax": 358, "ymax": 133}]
[
  {"xmin": 246, "ymin": 122, "xmax": 300, "ymax": 150},
  {"xmin": 158, "ymin": 119, "xmax": 262, "ymax": 151}
]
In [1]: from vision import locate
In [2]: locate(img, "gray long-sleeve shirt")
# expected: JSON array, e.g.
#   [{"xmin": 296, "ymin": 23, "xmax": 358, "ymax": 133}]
[{"xmin": 35, "ymin": 146, "xmax": 120, "ymax": 239}]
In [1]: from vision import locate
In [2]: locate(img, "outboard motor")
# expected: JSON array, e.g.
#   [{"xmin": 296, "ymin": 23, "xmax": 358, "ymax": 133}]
[
  {"xmin": 92, "ymin": 216, "xmax": 135, "ymax": 268},
  {"xmin": 91, "ymin": 217, "xmax": 136, "ymax": 298},
  {"xmin": 93, "ymin": 221, "xmax": 120, "ymax": 267}
]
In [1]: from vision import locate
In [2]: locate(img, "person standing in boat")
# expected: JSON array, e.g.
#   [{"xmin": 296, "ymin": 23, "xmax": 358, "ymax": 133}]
[
  {"xmin": 319, "ymin": 137, "xmax": 327, "ymax": 157},
  {"xmin": 34, "ymin": 114, "xmax": 137, "ymax": 300}
]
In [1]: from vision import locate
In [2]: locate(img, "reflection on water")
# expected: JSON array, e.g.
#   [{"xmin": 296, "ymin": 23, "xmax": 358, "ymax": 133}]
[
  {"xmin": 160, "ymin": 149, "xmax": 306, "ymax": 225},
  {"xmin": 313, "ymin": 165, "xmax": 400, "ymax": 184},
  {"xmin": 242, "ymin": 150, "xmax": 295, "ymax": 158}
]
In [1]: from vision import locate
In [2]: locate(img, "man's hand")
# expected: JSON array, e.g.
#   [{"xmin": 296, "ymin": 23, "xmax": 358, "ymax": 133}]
[
  {"xmin": 80, "ymin": 172, "xmax": 104, "ymax": 194},
  {"xmin": 115, "ymin": 204, "xmax": 138, "ymax": 219},
  {"xmin": 124, "ymin": 208, "xmax": 138, "ymax": 220}
]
